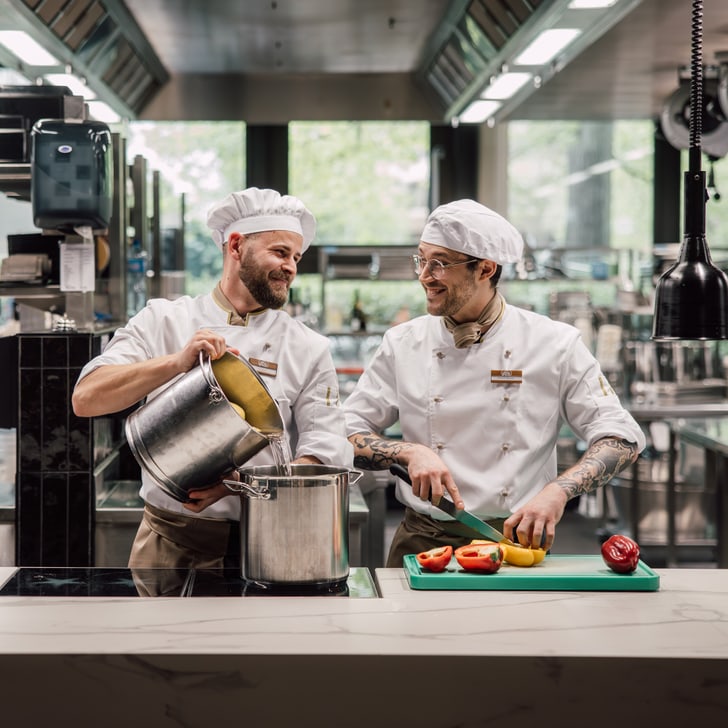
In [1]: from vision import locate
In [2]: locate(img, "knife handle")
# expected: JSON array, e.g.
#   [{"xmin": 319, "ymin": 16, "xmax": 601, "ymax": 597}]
[
  {"xmin": 389, "ymin": 463, "xmax": 411, "ymax": 484},
  {"xmin": 389, "ymin": 464, "xmax": 457, "ymax": 511}
]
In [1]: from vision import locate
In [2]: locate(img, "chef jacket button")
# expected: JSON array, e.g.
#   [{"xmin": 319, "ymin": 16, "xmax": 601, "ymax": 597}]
[
  {"xmin": 433, "ymin": 396, "xmax": 443, "ymax": 403},
  {"xmin": 504, "ymin": 350, "xmax": 512, "ymax": 358},
  {"xmin": 502, "ymin": 394, "xmax": 510, "ymax": 402},
  {"xmin": 501, "ymin": 443, "xmax": 510, "ymax": 452},
  {"xmin": 436, "ymin": 352, "xmax": 445, "ymax": 359},
  {"xmin": 500, "ymin": 489, "xmax": 509, "ymax": 498},
  {"xmin": 435, "ymin": 443, "xmax": 444, "ymax": 450}
]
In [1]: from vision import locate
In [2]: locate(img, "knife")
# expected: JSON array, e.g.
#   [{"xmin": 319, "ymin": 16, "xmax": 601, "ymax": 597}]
[{"xmin": 389, "ymin": 464, "xmax": 515, "ymax": 545}]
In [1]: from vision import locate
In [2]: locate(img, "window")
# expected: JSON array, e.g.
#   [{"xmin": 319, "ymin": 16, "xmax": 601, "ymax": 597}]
[{"xmin": 125, "ymin": 121, "xmax": 245, "ymax": 296}]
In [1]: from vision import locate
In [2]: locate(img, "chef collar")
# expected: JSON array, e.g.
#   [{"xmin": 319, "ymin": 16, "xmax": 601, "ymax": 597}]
[
  {"xmin": 444, "ymin": 291, "xmax": 505, "ymax": 348},
  {"xmin": 212, "ymin": 282, "xmax": 266, "ymax": 326}
]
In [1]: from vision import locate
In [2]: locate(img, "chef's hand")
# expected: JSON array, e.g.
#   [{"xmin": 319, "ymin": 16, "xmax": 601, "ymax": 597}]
[
  {"xmin": 503, "ymin": 482, "xmax": 569, "ymax": 551},
  {"xmin": 173, "ymin": 329, "xmax": 239, "ymax": 374},
  {"xmin": 183, "ymin": 470, "xmax": 239, "ymax": 513},
  {"xmin": 401, "ymin": 445, "xmax": 464, "ymax": 510}
]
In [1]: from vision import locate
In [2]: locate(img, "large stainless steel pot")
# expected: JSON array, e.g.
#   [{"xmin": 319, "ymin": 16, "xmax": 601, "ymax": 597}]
[
  {"xmin": 125, "ymin": 351, "xmax": 283, "ymax": 503},
  {"xmin": 227, "ymin": 464, "xmax": 362, "ymax": 587}
]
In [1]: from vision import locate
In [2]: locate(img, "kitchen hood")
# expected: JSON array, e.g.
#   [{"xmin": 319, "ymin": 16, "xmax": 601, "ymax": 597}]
[{"xmin": 0, "ymin": 0, "xmax": 168, "ymax": 120}]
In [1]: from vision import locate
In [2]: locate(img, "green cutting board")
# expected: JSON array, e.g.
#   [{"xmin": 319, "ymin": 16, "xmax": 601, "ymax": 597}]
[{"xmin": 403, "ymin": 554, "xmax": 660, "ymax": 591}]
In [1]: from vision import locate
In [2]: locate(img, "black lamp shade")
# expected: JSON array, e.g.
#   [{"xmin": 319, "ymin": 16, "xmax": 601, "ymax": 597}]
[{"xmin": 652, "ymin": 235, "xmax": 728, "ymax": 340}]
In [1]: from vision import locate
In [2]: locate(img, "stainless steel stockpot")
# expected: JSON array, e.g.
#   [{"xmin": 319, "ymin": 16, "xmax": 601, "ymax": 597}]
[
  {"xmin": 229, "ymin": 464, "xmax": 362, "ymax": 587},
  {"xmin": 125, "ymin": 352, "xmax": 283, "ymax": 503}
]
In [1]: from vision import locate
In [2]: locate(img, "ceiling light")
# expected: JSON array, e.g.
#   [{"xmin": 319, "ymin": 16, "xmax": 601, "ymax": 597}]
[
  {"xmin": 44, "ymin": 74, "xmax": 96, "ymax": 100},
  {"xmin": 513, "ymin": 29, "xmax": 582, "ymax": 66},
  {"xmin": 482, "ymin": 73, "xmax": 533, "ymax": 100},
  {"xmin": 568, "ymin": 1, "xmax": 618, "ymax": 8},
  {"xmin": 0, "ymin": 31, "xmax": 58, "ymax": 66},
  {"xmin": 459, "ymin": 100, "xmax": 501, "ymax": 124},
  {"xmin": 86, "ymin": 100, "xmax": 121, "ymax": 124},
  {"xmin": 0, "ymin": 68, "xmax": 31, "ymax": 85}
]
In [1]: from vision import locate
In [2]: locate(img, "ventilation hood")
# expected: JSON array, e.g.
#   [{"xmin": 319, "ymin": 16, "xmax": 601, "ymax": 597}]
[
  {"xmin": 0, "ymin": 0, "xmax": 168, "ymax": 120},
  {"xmin": 418, "ymin": 0, "xmax": 643, "ymax": 124}
]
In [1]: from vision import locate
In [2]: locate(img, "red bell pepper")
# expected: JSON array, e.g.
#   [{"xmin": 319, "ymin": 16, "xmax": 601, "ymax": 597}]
[
  {"xmin": 415, "ymin": 545, "xmax": 453, "ymax": 572},
  {"xmin": 601, "ymin": 534, "xmax": 640, "ymax": 573},
  {"xmin": 454, "ymin": 543, "xmax": 503, "ymax": 573}
]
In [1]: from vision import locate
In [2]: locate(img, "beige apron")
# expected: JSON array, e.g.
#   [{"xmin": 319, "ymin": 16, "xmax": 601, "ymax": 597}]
[{"xmin": 128, "ymin": 502, "xmax": 239, "ymax": 570}]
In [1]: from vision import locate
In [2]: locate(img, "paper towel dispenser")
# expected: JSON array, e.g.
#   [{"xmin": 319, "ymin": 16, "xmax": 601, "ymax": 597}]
[{"xmin": 30, "ymin": 119, "xmax": 113, "ymax": 231}]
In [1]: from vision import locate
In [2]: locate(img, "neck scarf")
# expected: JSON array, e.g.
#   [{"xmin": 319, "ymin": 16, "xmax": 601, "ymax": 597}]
[
  {"xmin": 211, "ymin": 282, "xmax": 265, "ymax": 326},
  {"xmin": 444, "ymin": 291, "xmax": 505, "ymax": 348}
]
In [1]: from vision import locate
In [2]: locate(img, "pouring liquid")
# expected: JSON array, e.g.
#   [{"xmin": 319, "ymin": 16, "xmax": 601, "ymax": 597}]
[{"xmin": 268, "ymin": 432, "xmax": 293, "ymax": 476}]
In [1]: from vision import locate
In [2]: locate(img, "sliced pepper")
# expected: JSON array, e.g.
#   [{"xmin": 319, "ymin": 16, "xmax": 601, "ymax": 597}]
[
  {"xmin": 454, "ymin": 543, "xmax": 503, "ymax": 573},
  {"xmin": 415, "ymin": 545, "xmax": 453, "ymax": 572}
]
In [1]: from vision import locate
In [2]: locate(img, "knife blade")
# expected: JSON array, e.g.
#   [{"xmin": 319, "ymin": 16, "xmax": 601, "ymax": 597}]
[{"xmin": 389, "ymin": 464, "xmax": 514, "ymax": 545}]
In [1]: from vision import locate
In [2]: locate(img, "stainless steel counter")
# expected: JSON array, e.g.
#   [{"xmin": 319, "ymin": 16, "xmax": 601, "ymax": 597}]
[
  {"xmin": 96, "ymin": 480, "xmax": 373, "ymax": 569},
  {"xmin": 618, "ymin": 400, "xmax": 728, "ymax": 566},
  {"xmin": 669, "ymin": 418, "xmax": 728, "ymax": 567}
]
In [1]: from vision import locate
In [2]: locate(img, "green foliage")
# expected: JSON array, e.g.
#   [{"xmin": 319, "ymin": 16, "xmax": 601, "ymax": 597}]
[
  {"xmin": 508, "ymin": 120, "xmax": 654, "ymax": 252},
  {"xmin": 125, "ymin": 121, "xmax": 244, "ymax": 281},
  {"xmin": 289, "ymin": 121, "xmax": 430, "ymax": 245}
]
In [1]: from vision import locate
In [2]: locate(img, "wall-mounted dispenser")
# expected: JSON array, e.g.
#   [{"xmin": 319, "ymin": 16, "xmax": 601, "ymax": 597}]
[{"xmin": 30, "ymin": 119, "xmax": 113, "ymax": 232}]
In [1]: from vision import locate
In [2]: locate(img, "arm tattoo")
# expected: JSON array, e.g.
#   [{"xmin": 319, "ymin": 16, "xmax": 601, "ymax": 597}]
[
  {"xmin": 556, "ymin": 436, "xmax": 639, "ymax": 499},
  {"xmin": 349, "ymin": 432, "xmax": 414, "ymax": 470}
]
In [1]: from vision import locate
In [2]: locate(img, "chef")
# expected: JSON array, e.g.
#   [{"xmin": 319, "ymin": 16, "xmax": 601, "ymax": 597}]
[
  {"xmin": 343, "ymin": 199, "xmax": 646, "ymax": 566},
  {"xmin": 72, "ymin": 187, "xmax": 352, "ymax": 570}
]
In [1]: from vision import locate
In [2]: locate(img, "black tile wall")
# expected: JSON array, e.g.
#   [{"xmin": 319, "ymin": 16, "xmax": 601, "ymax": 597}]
[{"xmin": 16, "ymin": 332, "xmax": 103, "ymax": 566}]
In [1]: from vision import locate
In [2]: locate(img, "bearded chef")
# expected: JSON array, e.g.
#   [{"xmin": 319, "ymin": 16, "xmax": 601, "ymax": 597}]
[
  {"xmin": 343, "ymin": 199, "xmax": 645, "ymax": 567},
  {"xmin": 72, "ymin": 187, "xmax": 352, "ymax": 570}
]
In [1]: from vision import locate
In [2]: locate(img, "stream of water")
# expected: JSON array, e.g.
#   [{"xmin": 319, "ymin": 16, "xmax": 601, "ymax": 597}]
[{"xmin": 268, "ymin": 432, "xmax": 293, "ymax": 476}]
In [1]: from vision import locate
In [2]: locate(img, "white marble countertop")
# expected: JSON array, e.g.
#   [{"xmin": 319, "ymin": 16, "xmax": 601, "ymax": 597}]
[
  {"xmin": 0, "ymin": 566, "xmax": 726, "ymax": 659},
  {"xmin": 1, "ymin": 566, "xmax": 727, "ymax": 726}
]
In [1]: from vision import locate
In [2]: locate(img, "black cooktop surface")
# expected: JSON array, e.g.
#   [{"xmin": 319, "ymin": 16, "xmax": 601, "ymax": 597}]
[{"xmin": 0, "ymin": 567, "xmax": 378, "ymax": 598}]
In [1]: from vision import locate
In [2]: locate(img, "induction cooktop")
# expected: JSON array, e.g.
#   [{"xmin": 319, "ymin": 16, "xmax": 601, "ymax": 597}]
[{"xmin": 0, "ymin": 567, "xmax": 378, "ymax": 598}]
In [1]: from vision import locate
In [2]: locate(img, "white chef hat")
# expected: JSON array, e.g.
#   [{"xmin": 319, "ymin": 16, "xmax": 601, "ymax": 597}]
[
  {"xmin": 206, "ymin": 187, "xmax": 317, "ymax": 252},
  {"xmin": 421, "ymin": 199, "xmax": 523, "ymax": 265}
]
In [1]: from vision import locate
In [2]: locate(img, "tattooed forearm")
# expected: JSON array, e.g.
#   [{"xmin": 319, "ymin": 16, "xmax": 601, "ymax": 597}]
[
  {"xmin": 349, "ymin": 431, "xmax": 414, "ymax": 470},
  {"xmin": 555, "ymin": 436, "xmax": 640, "ymax": 499}
]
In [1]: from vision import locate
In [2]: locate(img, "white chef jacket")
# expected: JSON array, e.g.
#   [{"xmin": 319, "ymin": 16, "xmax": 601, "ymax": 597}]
[
  {"xmin": 77, "ymin": 292, "xmax": 353, "ymax": 520},
  {"xmin": 343, "ymin": 304, "xmax": 645, "ymax": 520}
]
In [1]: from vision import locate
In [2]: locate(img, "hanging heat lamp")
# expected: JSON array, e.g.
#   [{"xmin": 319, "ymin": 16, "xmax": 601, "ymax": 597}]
[{"xmin": 652, "ymin": 0, "xmax": 728, "ymax": 340}]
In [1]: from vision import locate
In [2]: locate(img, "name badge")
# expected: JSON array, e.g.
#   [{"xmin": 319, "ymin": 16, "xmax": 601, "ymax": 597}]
[
  {"xmin": 491, "ymin": 369, "xmax": 523, "ymax": 384},
  {"xmin": 249, "ymin": 357, "xmax": 278, "ymax": 377}
]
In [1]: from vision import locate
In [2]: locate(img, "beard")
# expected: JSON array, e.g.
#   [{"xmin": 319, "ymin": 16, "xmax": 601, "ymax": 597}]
[
  {"xmin": 238, "ymin": 250, "xmax": 291, "ymax": 309},
  {"xmin": 423, "ymin": 274, "xmax": 478, "ymax": 318}
]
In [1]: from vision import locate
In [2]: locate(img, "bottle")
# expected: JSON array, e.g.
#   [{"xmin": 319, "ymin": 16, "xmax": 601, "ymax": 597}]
[{"xmin": 350, "ymin": 289, "xmax": 367, "ymax": 332}]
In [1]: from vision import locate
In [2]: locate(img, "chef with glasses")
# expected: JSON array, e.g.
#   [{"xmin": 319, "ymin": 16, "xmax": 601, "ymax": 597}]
[{"xmin": 343, "ymin": 199, "xmax": 645, "ymax": 566}]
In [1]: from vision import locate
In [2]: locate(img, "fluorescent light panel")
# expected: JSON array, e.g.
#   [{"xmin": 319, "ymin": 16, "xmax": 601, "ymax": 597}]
[
  {"xmin": 0, "ymin": 68, "xmax": 31, "ymax": 85},
  {"xmin": 568, "ymin": 1, "xmax": 618, "ymax": 8},
  {"xmin": 0, "ymin": 30, "xmax": 58, "ymax": 66},
  {"xmin": 86, "ymin": 100, "xmax": 121, "ymax": 123},
  {"xmin": 45, "ymin": 73, "xmax": 96, "ymax": 99},
  {"xmin": 482, "ymin": 72, "xmax": 533, "ymax": 100},
  {"xmin": 459, "ymin": 99, "xmax": 501, "ymax": 124},
  {"xmin": 513, "ymin": 28, "xmax": 582, "ymax": 65}
]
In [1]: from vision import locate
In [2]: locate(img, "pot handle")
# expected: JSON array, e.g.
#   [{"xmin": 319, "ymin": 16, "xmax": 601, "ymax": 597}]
[
  {"xmin": 349, "ymin": 469, "xmax": 363, "ymax": 485},
  {"xmin": 198, "ymin": 351, "xmax": 225, "ymax": 404},
  {"xmin": 223, "ymin": 478, "xmax": 271, "ymax": 499}
]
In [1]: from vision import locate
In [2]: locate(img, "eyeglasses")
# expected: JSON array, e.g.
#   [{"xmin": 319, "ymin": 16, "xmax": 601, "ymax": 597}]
[{"xmin": 412, "ymin": 254, "xmax": 478, "ymax": 279}]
